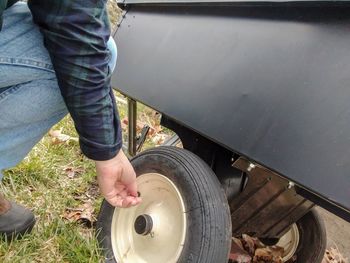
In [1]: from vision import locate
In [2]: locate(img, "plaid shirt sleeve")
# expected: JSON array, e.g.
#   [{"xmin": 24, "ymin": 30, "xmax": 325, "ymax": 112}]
[{"xmin": 28, "ymin": 0, "xmax": 122, "ymax": 161}]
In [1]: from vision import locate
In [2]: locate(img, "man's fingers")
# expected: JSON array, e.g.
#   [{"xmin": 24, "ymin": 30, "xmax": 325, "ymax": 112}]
[
  {"xmin": 121, "ymin": 198, "xmax": 132, "ymax": 208},
  {"xmin": 132, "ymin": 197, "xmax": 142, "ymax": 205},
  {"xmin": 116, "ymin": 188, "xmax": 128, "ymax": 198},
  {"xmin": 107, "ymin": 195, "xmax": 141, "ymax": 208},
  {"xmin": 123, "ymin": 196, "xmax": 142, "ymax": 207},
  {"xmin": 106, "ymin": 196, "xmax": 124, "ymax": 207}
]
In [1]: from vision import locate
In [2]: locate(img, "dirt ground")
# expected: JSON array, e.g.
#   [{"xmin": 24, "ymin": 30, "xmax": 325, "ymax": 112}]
[{"xmin": 317, "ymin": 207, "xmax": 350, "ymax": 259}]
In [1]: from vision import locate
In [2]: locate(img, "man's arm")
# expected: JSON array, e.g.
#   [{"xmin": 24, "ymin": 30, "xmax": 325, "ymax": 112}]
[
  {"xmin": 28, "ymin": 0, "xmax": 141, "ymax": 207},
  {"xmin": 28, "ymin": 0, "xmax": 120, "ymax": 160}
]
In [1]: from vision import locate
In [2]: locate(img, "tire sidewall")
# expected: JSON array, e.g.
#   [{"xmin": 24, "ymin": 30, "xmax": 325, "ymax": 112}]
[{"xmin": 295, "ymin": 210, "xmax": 327, "ymax": 263}]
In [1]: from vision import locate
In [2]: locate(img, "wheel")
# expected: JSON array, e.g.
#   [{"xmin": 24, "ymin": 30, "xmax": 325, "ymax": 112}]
[
  {"xmin": 274, "ymin": 209, "xmax": 326, "ymax": 263},
  {"xmin": 96, "ymin": 146, "xmax": 232, "ymax": 263}
]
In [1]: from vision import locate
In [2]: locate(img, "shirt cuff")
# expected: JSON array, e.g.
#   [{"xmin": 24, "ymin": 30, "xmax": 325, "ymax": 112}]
[{"xmin": 79, "ymin": 134, "xmax": 122, "ymax": 161}]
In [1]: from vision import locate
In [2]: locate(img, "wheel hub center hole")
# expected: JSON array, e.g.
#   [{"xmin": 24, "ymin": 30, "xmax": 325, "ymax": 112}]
[{"xmin": 134, "ymin": 214, "xmax": 153, "ymax": 236}]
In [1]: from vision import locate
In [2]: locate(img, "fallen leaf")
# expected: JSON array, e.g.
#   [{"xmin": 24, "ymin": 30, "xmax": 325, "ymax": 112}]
[
  {"xmin": 233, "ymin": 237, "xmax": 245, "ymax": 251},
  {"xmin": 253, "ymin": 247, "xmax": 283, "ymax": 263},
  {"xmin": 63, "ymin": 166, "xmax": 84, "ymax": 179},
  {"xmin": 152, "ymin": 133, "xmax": 169, "ymax": 146},
  {"xmin": 49, "ymin": 128, "xmax": 78, "ymax": 145},
  {"xmin": 62, "ymin": 201, "xmax": 96, "ymax": 228},
  {"xmin": 323, "ymin": 247, "xmax": 348, "ymax": 263},
  {"xmin": 79, "ymin": 202, "xmax": 95, "ymax": 226},
  {"xmin": 242, "ymin": 234, "xmax": 257, "ymax": 256},
  {"xmin": 236, "ymin": 234, "xmax": 288, "ymax": 263},
  {"xmin": 85, "ymin": 181, "xmax": 100, "ymax": 199},
  {"xmin": 229, "ymin": 239, "xmax": 252, "ymax": 263}
]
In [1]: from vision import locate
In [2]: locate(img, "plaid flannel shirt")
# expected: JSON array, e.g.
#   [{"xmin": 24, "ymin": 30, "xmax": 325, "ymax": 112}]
[{"xmin": 1, "ymin": 0, "xmax": 122, "ymax": 161}]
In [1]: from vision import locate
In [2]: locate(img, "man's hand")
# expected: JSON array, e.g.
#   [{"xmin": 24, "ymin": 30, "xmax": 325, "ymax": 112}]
[{"xmin": 96, "ymin": 150, "xmax": 141, "ymax": 208}]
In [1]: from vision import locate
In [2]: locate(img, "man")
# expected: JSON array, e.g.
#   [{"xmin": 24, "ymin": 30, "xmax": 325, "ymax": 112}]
[{"xmin": 0, "ymin": 0, "xmax": 141, "ymax": 238}]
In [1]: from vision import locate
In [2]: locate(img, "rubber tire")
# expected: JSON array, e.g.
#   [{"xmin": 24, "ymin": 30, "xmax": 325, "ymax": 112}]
[
  {"xmin": 96, "ymin": 146, "xmax": 232, "ymax": 263},
  {"xmin": 294, "ymin": 209, "xmax": 327, "ymax": 263}
]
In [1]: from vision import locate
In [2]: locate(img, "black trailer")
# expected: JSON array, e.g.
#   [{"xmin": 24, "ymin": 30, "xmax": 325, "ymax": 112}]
[{"xmin": 97, "ymin": 1, "xmax": 350, "ymax": 262}]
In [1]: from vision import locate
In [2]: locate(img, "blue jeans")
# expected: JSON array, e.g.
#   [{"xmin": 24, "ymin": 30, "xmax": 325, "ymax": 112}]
[{"xmin": 0, "ymin": 3, "xmax": 117, "ymax": 178}]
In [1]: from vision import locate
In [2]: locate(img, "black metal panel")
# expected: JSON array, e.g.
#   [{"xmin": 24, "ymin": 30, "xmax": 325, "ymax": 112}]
[{"xmin": 112, "ymin": 5, "xmax": 350, "ymax": 218}]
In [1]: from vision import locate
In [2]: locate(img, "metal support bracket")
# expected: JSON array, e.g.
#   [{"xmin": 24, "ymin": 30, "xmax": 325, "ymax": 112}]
[
  {"xmin": 230, "ymin": 157, "xmax": 314, "ymax": 238},
  {"xmin": 127, "ymin": 98, "xmax": 137, "ymax": 157}
]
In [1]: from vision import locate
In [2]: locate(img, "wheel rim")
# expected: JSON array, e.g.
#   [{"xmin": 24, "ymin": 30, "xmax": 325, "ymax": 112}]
[
  {"xmin": 111, "ymin": 173, "xmax": 187, "ymax": 263},
  {"xmin": 276, "ymin": 224, "xmax": 300, "ymax": 261}
]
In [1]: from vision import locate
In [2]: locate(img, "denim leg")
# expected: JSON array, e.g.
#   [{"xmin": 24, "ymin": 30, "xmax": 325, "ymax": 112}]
[{"xmin": 0, "ymin": 3, "xmax": 67, "ymax": 178}]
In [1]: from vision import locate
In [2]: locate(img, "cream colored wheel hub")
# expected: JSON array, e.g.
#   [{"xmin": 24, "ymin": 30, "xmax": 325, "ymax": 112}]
[
  {"xmin": 111, "ymin": 173, "xmax": 187, "ymax": 263},
  {"xmin": 277, "ymin": 224, "xmax": 300, "ymax": 262}
]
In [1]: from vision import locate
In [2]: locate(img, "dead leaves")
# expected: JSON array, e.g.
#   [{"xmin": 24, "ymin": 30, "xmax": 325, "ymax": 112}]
[
  {"xmin": 323, "ymin": 248, "xmax": 349, "ymax": 263},
  {"xmin": 62, "ymin": 183, "xmax": 100, "ymax": 228},
  {"xmin": 230, "ymin": 235, "xmax": 285, "ymax": 263},
  {"xmin": 230, "ymin": 234, "xmax": 348, "ymax": 263},
  {"xmin": 253, "ymin": 247, "xmax": 284, "ymax": 263},
  {"xmin": 241, "ymin": 234, "xmax": 258, "ymax": 256},
  {"xmin": 49, "ymin": 128, "xmax": 78, "ymax": 145},
  {"xmin": 63, "ymin": 166, "xmax": 84, "ymax": 179},
  {"xmin": 230, "ymin": 238, "xmax": 252, "ymax": 263},
  {"xmin": 121, "ymin": 109, "xmax": 170, "ymax": 149},
  {"xmin": 151, "ymin": 133, "xmax": 169, "ymax": 145},
  {"xmin": 63, "ymin": 201, "xmax": 96, "ymax": 228}
]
